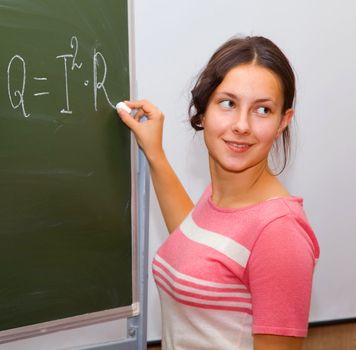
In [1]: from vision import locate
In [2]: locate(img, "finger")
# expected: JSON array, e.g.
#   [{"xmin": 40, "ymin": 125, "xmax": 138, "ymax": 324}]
[
  {"xmin": 117, "ymin": 100, "xmax": 143, "ymax": 120},
  {"xmin": 116, "ymin": 108, "xmax": 140, "ymax": 131},
  {"xmin": 124, "ymin": 100, "xmax": 162, "ymax": 120},
  {"xmin": 124, "ymin": 100, "xmax": 151, "ymax": 110},
  {"xmin": 132, "ymin": 108, "xmax": 147, "ymax": 121}
]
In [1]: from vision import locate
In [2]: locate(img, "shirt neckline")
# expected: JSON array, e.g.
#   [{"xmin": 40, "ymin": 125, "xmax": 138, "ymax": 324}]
[{"xmin": 207, "ymin": 193, "xmax": 303, "ymax": 213}]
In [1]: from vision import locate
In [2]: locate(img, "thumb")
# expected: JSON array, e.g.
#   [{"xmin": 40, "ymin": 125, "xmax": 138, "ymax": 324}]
[{"xmin": 117, "ymin": 108, "xmax": 139, "ymax": 132}]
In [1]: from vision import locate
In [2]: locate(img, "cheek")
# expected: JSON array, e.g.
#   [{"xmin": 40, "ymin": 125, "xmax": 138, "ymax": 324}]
[
  {"xmin": 202, "ymin": 118, "xmax": 219, "ymax": 140},
  {"xmin": 204, "ymin": 112, "xmax": 231, "ymax": 134},
  {"xmin": 202, "ymin": 117, "xmax": 226, "ymax": 151},
  {"xmin": 203, "ymin": 124, "xmax": 216, "ymax": 148},
  {"xmin": 253, "ymin": 121, "xmax": 280, "ymax": 143}
]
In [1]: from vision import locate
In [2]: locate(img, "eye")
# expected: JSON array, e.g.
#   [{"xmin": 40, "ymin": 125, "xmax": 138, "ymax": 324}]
[
  {"xmin": 256, "ymin": 106, "xmax": 270, "ymax": 116},
  {"xmin": 219, "ymin": 99, "xmax": 235, "ymax": 109}
]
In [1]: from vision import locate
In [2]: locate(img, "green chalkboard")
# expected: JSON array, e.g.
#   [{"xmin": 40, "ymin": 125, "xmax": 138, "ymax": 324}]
[{"xmin": 0, "ymin": 0, "xmax": 132, "ymax": 332}]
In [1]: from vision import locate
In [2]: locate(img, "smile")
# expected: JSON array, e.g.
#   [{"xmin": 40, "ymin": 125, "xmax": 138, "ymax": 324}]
[{"xmin": 224, "ymin": 140, "xmax": 251, "ymax": 153}]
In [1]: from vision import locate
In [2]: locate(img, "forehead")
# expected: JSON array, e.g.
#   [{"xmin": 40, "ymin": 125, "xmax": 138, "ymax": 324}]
[{"xmin": 215, "ymin": 64, "xmax": 283, "ymax": 101}]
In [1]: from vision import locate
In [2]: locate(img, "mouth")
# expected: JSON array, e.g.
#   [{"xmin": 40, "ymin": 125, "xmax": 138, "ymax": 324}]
[{"xmin": 224, "ymin": 140, "xmax": 252, "ymax": 153}]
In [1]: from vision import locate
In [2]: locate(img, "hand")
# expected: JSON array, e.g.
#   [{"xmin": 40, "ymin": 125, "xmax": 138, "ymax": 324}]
[{"xmin": 116, "ymin": 99, "xmax": 164, "ymax": 162}]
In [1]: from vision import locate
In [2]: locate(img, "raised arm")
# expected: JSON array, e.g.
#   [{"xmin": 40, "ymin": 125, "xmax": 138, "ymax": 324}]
[{"xmin": 117, "ymin": 100, "xmax": 194, "ymax": 233}]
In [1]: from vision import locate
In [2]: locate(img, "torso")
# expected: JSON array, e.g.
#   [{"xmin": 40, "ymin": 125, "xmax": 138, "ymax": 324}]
[{"xmin": 153, "ymin": 185, "xmax": 319, "ymax": 349}]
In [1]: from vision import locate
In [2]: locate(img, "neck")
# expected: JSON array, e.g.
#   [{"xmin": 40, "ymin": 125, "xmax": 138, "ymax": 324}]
[{"xmin": 209, "ymin": 159, "xmax": 286, "ymax": 208}]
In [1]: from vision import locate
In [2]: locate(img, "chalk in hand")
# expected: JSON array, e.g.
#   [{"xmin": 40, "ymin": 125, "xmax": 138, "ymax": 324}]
[{"xmin": 116, "ymin": 101, "xmax": 132, "ymax": 114}]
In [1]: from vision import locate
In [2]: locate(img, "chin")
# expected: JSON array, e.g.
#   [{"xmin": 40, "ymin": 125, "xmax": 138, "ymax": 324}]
[
  {"xmin": 219, "ymin": 163, "xmax": 250, "ymax": 174},
  {"xmin": 219, "ymin": 159, "xmax": 268, "ymax": 174}
]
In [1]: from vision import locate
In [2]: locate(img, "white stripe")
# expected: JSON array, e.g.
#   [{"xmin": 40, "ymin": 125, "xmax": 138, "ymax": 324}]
[
  {"xmin": 155, "ymin": 254, "xmax": 247, "ymax": 290},
  {"xmin": 153, "ymin": 264, "xmax": 251, "ymax": 299},
  {"xmin": 156, "ymin": 275, "xmax": 252, "ymax": 309},
  {"xmin": 180, "ymin": 213, "xmax": 250, "ymax": 268}
]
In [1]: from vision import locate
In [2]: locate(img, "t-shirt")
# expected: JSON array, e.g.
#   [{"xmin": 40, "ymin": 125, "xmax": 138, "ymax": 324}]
[{"xmin": 152, "ymin": 185, "xmax": 320, "ymax": 350}]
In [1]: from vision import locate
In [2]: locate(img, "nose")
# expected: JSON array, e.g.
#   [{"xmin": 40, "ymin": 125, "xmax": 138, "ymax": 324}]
[{"xmin": 231, "ymin": 110, "xmax": 250, "ymax": 135}]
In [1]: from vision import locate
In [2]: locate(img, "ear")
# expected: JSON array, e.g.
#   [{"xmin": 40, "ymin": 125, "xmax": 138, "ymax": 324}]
[{"xmin": 276, "ymin": 108, "xmax": 294, "ymax": 138}]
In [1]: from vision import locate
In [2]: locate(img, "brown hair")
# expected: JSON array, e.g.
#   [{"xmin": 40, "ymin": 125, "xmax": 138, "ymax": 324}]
[{"xmin": 189, "ymin": 36, "xmax": 296, "ymax": 173}]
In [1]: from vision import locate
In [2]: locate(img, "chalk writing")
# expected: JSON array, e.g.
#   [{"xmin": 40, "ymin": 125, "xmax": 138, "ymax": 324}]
[
  {"xmin": 70, "ymin": 36, "xmax": 83, "ymax": 70},
  {"xmin": 56, "ymin": 53, "xmax": 74, "ymax": 114},
  {"xmin": 6, "ymin": 36, "xmax": 116, "ymax": 118},
  {"xmin": 7, "ymin": 55, "xmax": 30, "ymax": 118},
  {"xmin": 93, "ymin": 49, "xmax": 115, "ymax": 111},
  {"xmin": 56, "ymin": 35, "xmax": 86, "ymax": 114}
]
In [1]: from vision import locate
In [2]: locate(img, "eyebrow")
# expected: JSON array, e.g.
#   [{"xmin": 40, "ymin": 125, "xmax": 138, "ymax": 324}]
[{"xmin": 214, "ymin": 91, "xmax": 276, "ymax": 105}]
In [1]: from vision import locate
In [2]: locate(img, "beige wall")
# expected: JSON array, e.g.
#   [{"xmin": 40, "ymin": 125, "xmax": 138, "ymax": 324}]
[
  {"xmin": 303, "ymin": 323, "xmax": 356, "ymax": 350},
  {"xmin": 147, "ymin": 322, "xmax": 356, "ymax": 350}
]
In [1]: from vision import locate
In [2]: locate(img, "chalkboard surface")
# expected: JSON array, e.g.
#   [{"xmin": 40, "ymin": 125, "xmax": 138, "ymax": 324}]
[{"xmin": 0, "ymin": 0, "xmax": 132, "ymax": 331}]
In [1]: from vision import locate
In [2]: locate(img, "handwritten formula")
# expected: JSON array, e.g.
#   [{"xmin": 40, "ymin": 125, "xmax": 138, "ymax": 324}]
[{"xmin": 6, "ymin": 36, "xmax": 116, "ymax": 118}]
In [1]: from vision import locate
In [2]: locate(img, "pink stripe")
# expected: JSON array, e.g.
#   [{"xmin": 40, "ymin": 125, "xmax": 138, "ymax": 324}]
[
  {"xmin": 153, "ymin": 270, "xmax": 252, "ymax": 303},
  {"xmin": 152, "ymin": 259, "xmax": 249, "ymax": 294},
  {"xmin": 156, "ymin": 280, "xmax": 253, "ymax": 315}
]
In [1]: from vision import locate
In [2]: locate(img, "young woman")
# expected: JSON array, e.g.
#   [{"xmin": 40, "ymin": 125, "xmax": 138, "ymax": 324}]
[{"xmin": 117, "ymin": 36, "xmax": 320, "ymax": 350}]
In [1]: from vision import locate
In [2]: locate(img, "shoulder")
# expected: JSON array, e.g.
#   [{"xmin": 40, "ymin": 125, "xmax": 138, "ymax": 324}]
[
  {"xmin": 257, "ymin": 197, "xmax": 320, "ymax": 261},
  {"xmin": 245, "ymin": 198, "xmax": 320, "ymax": 291}
]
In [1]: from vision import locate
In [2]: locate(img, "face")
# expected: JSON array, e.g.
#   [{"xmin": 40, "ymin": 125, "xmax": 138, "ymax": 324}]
[{"xmin": 202, "ymin": 64, "xmax": 293, "ymax": 175}]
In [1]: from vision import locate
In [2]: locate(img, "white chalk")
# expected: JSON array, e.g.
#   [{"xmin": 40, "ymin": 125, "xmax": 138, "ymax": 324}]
[{"xmin": 116, "ymin": 101, "xmax": 132, "ymax": 114}]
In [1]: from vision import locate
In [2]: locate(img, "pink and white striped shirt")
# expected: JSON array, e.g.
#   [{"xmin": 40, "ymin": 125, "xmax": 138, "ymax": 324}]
[{"xmin": 153, "ymin": 186, "xmax": 320, "ymax": 350}]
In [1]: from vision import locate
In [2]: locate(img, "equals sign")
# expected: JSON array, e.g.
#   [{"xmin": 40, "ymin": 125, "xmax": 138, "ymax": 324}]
[{"xmin": 33, "ymin": 77, "xmax": 50, "ymax": 96}]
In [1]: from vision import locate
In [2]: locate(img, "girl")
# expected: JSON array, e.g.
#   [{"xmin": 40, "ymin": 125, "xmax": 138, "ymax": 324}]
[{"xmin": 117, "ymin": 36, "xmax": 320, "ymax": 350}]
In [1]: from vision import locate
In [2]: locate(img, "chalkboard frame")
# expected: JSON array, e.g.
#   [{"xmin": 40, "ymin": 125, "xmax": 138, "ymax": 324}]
[{"xmin": 0, "ymin": 0, "xmax": 148, "ymax": 347}]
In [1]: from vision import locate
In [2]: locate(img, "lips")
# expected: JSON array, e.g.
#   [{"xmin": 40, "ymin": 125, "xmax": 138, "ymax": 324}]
[{"xmin": 224, "ymin": 140, "xmax": 252, "ymax": 153}]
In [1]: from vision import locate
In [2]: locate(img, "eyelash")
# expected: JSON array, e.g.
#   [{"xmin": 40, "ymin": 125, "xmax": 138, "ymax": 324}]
[
  {"xmin": 219, "ymin": 99, "xmax": 271, "ymax": 116},
  {"xmin": 256, "ymin": 106, "xmax": 271, "ymax": 115},
  {"xmin": 219, "ymin": 99, "xmax": 235, "ymax": 109}
]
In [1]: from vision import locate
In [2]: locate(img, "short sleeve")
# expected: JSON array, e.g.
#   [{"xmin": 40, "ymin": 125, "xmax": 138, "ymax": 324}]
[{"xmin": 246, "ymin": 215, "xmax": 318, "ymax": 337}]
